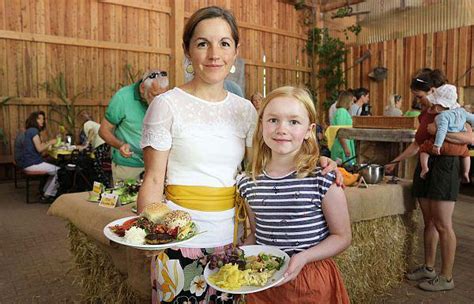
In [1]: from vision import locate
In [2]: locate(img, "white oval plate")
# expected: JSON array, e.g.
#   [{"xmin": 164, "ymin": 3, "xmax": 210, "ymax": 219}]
[
  {"xmin": 103, "ymin": 216, "xmax": 200, "ymax": 250},
  {"xmin": 204, "ymin": 245, "xmax": 290, "ymax": 294}
]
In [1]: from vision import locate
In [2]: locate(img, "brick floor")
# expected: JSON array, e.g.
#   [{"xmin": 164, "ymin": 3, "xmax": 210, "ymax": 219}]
[
  {"xmin": 0, "ymin": 182, "xmax": 81, "ymax": 304},
  {"xmin": 0, "ymin": 181, "xmax": 473, "ymax": 303}
]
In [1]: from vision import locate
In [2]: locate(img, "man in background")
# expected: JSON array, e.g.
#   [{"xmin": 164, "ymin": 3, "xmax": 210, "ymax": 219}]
[{"xmin": 99, "ymin": 69, "xmax": 169, "ymax": 183}]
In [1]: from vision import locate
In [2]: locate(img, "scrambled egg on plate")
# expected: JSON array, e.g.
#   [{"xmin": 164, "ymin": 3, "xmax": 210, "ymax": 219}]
[{"xmin": 208, "ymin": 261, "xmax": 278, "ymax": 290}]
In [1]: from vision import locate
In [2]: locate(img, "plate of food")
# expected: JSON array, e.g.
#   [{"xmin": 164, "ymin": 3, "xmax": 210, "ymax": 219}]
[
  {"xmin": 112, "ymin": 179, "xmax": 141, "ymax": 205},
  {"xmin": 103, "ymin": 203, "xmax": 200, "ymax": 250},
  {"xmin": 204, "ymin": 245, "xmax": 290, "ymax": 294}
]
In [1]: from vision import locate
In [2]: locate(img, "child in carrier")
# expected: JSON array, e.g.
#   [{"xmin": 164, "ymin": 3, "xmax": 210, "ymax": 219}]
[
  {"xmin": 419, "ymin": 84, "xmax": 474, "ymax": 183},
  {"xmin": 237, "ymin": 86, "xmax": 351, "ymax": 304}
]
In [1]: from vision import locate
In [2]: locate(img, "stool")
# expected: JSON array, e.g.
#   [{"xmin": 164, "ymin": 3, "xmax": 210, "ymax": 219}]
[{"xmin": 24, "ymin": 170, "xmax": 49, "ymax": 204}]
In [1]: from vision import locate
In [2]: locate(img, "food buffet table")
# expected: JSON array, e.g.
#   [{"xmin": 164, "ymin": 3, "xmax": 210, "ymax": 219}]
[
  {"xmin": 337, "ymin": 128, "xmax": 417, "ymax": 179},
  {"xmin": 48, "ymin": 179, "xmax": 419, "ymax": 303}
]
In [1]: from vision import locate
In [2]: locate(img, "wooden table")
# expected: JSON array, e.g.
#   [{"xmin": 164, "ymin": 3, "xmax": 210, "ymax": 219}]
[
  {"xmin": 48, "ymin": 179, "xmax": 419, "ymax": 303},
  {"xmin": 338, "ymin": 128, "xmax": 417, "ymax": 179}
]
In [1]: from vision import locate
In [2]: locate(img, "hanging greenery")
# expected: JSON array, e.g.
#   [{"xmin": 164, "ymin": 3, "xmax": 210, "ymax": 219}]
[{"xmin": 306, "ymin": 27, "xmax": 348, "ymax": 110}]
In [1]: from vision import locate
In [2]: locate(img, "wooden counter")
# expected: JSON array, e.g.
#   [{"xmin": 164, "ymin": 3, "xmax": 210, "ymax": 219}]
[{"xmin": 338, "ymin": 128, "xmax": 417, "ymax": 179}]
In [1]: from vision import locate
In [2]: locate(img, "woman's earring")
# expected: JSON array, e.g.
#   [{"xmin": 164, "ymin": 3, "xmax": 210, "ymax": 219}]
[
  {"xmin": 186, "ymin": 63, "xmax": 194, "ymax": 74},
  {"xmin": 230, "ymin": 65, "xmax": 236, "ymax": 74}
]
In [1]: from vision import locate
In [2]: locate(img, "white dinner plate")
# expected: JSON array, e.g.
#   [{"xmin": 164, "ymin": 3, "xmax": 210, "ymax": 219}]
[
  {"xmin": 103, "ymin": 216, "xmax": 200, "ymax": 250},
  {"xmin": 203, "ymin": 245, "xmax": 290, "ymax": 294}
]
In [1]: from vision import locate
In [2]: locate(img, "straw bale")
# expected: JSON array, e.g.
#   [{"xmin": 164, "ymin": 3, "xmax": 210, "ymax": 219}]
[
  {"xmin": 68, "ymin": 223, "xmax": 148, "ymax": 304},
  {"xmin": 335, "ymin": 210, "xmax": 420, "ymax": 304}
]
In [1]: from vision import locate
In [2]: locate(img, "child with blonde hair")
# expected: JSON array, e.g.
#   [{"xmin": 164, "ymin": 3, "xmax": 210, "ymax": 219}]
[{"xmin": 237, "ymin": 86, "xmax": 351, "ymax": 303}]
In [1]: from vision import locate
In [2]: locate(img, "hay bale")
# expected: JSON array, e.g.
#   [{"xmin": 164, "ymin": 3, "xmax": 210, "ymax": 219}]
[
  {"xmin": 68, "ymin": 223, "xmax": 148, "ymax": 304},
  {"xmin": 334, "ymin": 210, "xmax": 420, "ymax": 304}
]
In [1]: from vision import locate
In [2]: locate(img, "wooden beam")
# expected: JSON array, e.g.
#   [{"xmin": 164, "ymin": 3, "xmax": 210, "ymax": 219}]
[
  {"xmin": 0, "ymin": 97, "xmax": 109, "ymax": 106},
  {"xmin": 184, "ymin": 12, "xmax": 307, "ymax": 40},
  {"xmin": 320, "ymin": 0, "xmax": 365, "ymax": 13},
  {"xmin": 0, "ymin": 30, "xmax": 171, "ymax": 54},
  {"xmin": 170, "ymin": 0, "xmax": 185, "ymax": 87},
  {"xmin": 98, "ymin": 0, "xmax": 171, "ymax": 14},
  {"xmin": 244, "ymin": 59, "xmax": 312, "ymax": 72}
]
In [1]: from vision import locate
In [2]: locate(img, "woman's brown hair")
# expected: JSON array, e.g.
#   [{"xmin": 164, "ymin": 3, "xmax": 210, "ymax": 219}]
[
  {"xmin": 25, "ymin": 111, "xmax": 46, "ymax": 131},
  {"xmin": 250, "ymin": 86, "xmax": 319, "ymax": 180},
  {"xmin": 183, "ymin": 6, "xmax": 240, "ymax": 54}
]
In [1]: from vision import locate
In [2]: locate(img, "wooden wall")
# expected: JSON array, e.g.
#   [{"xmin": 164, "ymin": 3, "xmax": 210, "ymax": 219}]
[
  {"xmin": 340, "ymin": 25, "xmax": 474, "ymax": 117},
  {"xmin": 0, "ymin": 0, "xmax": 311, "ymax": 157}
]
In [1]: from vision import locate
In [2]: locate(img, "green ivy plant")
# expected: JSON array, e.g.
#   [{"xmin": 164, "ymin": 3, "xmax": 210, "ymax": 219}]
[{"xmin": 306, "ymin": 27, "xmax": 348, "ymax": 110}]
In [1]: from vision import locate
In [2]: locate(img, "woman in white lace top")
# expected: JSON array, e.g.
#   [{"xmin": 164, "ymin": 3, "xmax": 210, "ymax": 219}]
[{"xmin": 137, "ymin": 6, "xmax": 340, "ymax": 304}]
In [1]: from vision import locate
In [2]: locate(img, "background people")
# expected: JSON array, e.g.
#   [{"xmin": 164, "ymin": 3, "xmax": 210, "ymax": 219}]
[
  {"xmin": 331, "ymin": 91, "xmax": 356, "ymax": 165},
  {"xmin": 78, "ymin": 110, "xmax": 112, "ymax": 187},
  {"xmin": 404, "ymin": 96, "xmax": 423, "ymax": 117},
  {"xmin": 250, "ymin": 92, "xmax": 263, "ymax": 111},
  {"xmin": 350, "ymin": 87, "xmax": 370, "ymax": 116},
  {"xmin": 21, "ymin": 111, "xmax": 59, "ymax": 203},
  {"xmin": 384, "ymin": 94, "xmax": 403, "ymax": 116},
  {"xmin": 386, "ymin": 69, "xmax": 474, "ymax": 292},
  {"xmin": 99, "ymin": 69, "xmax": 169, "ymax": 184}
]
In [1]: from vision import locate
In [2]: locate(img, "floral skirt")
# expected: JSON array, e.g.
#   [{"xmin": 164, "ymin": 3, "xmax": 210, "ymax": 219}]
[{"xmin": 151, "ymin": 246, "xmax": 240, "ymax": 304}]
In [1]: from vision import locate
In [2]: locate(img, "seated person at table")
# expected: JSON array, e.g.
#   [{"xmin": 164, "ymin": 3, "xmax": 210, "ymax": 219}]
[
  {"xmin": 419, "ymin": 84, "xmax": 474, "ymax": 183},
  {"xmin": 331, "ymin": 91, "xmax": 356, "ymax": 165},
  {"xmin": 22, "ymin": 111, "xmax": 59, "ymax": 202},
  {"xmin": 78, "ymin": 110, "xmax": 112, "ymax": 187},
  {"xmin": 99, "ymin": 69, "xmax": 169, "ymax": 184},
  {"xmin": 384, "ymin": 94, "xmax": 403, "ymax": 117}
]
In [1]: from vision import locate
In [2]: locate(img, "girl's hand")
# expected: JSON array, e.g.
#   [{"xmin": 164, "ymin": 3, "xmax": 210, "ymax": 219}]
[
  {"xmin": 277, "ymin": 252, "xmax": 308, "ymax": 286},
  {"xmin": 319, "ymin": 156, "xmax": 344, "ymax": 187},
  {"xmin": 344, "ymin": 148, "xmax": 351, "ymax": 157}
]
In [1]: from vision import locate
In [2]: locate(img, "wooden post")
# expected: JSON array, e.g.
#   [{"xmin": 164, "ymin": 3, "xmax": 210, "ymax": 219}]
[{"xmin": 170, "ymin": 0, "xmax": 185, "ymax": 87}]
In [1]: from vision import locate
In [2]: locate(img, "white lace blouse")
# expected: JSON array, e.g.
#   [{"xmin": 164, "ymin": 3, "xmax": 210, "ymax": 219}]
[
  {"xmin": 141, "ymin": 87, "xmax": 257, "ymax": 187},
  {"xmin": 140, "ymin": 87, "xmax": 257, "ymax": 247}
]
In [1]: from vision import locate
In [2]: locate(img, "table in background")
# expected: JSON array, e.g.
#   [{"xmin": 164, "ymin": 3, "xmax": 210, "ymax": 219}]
[{"xmin": 338, "ymin": 128, "xmax": 417, "ymax": 179}]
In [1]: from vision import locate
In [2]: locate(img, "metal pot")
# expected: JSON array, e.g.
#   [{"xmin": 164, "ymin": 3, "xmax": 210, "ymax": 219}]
[{"xmin": 359, "ymin": 164, "xmax": 385, "ymax": 184}]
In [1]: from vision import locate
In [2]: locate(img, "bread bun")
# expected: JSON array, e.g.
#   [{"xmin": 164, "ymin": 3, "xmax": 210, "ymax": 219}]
[
  {"xmin": 140, "ymin": 203, "xmax": 171, "ymax": 224},
  {"xmin": 163, "ymin": 210, "xmax": 192, "ymax": 230}
]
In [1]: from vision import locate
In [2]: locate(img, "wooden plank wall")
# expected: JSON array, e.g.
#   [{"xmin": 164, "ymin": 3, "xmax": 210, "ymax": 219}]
[
  {"xmin": 0, "ymin": 0, "xmax": 311, "ymax": 161},
  {"xmin": 343, "ymin": 25, "xmax": 474, "ymax": 117}
]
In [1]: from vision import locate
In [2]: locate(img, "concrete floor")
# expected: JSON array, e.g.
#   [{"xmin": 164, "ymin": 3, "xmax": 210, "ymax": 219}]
[{"xmin": 0, "ymin": 181, "xmax": 473, "ymax": 303}]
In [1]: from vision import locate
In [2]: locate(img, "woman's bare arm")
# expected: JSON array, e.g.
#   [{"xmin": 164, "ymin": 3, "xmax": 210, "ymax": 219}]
[{"xmin": 136, "ymin": 147, "xmax": 170, "ymax": 213}]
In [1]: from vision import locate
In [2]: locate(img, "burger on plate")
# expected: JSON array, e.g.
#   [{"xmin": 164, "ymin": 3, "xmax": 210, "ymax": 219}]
[
  {"xmin": 140, "ymin": 202, "xmax": 171, "ymax": 224},
  {"xmin": 162, "ymin": 210, "xmax": 196, "ymax": 240}
]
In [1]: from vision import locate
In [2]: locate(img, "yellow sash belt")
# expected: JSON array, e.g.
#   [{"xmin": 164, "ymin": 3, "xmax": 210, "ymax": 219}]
[{"xmin": 165, "ymin": 185, "xmax": 247, "ymax": 245}]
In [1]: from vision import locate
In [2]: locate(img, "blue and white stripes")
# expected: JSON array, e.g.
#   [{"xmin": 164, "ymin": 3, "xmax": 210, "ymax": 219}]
[{"xmin": 237, "ymin": 169, "xmax": 335, "ymax": 256}]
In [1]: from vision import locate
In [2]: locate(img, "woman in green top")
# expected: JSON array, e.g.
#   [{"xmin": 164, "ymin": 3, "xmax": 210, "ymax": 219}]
[{"xmin": 331, "ymin": 91, "xmax": 356, "ymax": 165}]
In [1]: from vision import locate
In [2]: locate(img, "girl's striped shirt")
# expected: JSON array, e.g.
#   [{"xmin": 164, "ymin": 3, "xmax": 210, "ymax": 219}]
[{"xmin": 237, "ymin": 169, "xmax": 336, "ymax": 256}]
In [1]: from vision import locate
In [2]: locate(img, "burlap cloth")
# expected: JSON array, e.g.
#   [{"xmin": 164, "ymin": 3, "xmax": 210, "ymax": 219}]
[
  {"xmin": 48, "ymin": 178, "xmax": 417, "ymax": 298},
  {"xmin": 47, "ymin": 192, "xmax": 150, "ymax": 297}
]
